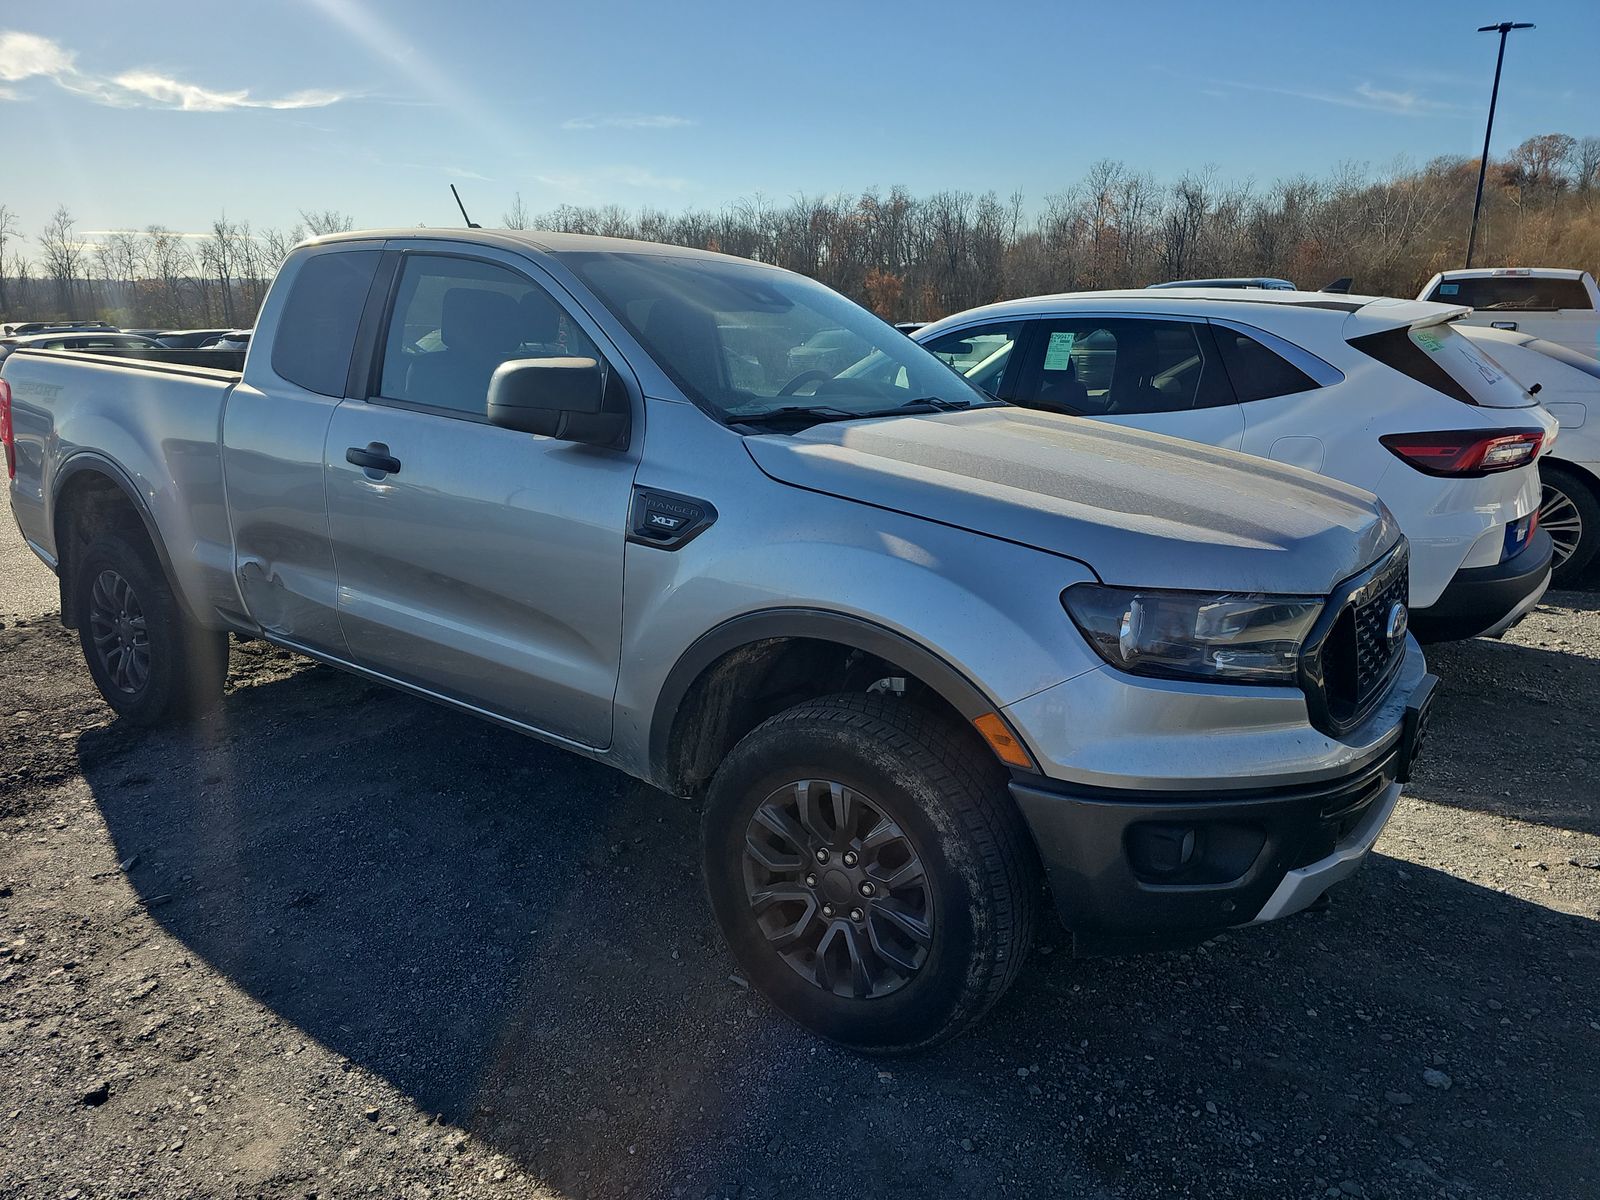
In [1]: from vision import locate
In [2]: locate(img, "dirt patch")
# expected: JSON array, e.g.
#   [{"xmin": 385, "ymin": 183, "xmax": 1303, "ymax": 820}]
[{"xmin": 1, "ymin": 595, "xmax": 1598, "ymax": 1199}]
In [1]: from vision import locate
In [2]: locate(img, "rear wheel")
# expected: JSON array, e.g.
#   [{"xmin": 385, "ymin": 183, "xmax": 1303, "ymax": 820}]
[
  {"xmin": 1540, "ymin": 464, "xmax": 1600, "ymax": 586},
  {"xmin": 702, "ymin": 694, "xmax": 1039, "ymax": 1052},
  {"xmin": 74, "ymin": 532, "xmax": 227, "ymax": 726}
]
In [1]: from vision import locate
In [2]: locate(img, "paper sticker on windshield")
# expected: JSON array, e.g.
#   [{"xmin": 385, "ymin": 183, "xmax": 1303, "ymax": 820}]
[
  {"xmin": 1043, "ymin": 331, "xmax": 1077, "ymax": 371},
  {"xmin": 1412, "ymin": 328, "xmax": 1445, "ymax": 352},
  {"xmin": 1439, "ymin": 282, "xmax": 1459, "ymax": 295}
]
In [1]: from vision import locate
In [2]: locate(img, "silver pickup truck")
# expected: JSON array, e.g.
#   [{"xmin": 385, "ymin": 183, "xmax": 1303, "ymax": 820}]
[{"xmin": 2, "ymin": 229, "xmax": 1436, "ymax": 1050}]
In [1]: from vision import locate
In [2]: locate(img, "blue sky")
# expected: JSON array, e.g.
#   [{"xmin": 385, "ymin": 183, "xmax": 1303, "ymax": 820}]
[{"xmin": 1, "ymin": 0, "xmax": 1596, "ymax": 246}]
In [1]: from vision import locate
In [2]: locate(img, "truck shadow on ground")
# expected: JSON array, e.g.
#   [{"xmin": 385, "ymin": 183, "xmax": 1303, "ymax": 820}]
[{"xmin": 74, "ymin": 649, "xmax": 1600, "ymax": 1200}]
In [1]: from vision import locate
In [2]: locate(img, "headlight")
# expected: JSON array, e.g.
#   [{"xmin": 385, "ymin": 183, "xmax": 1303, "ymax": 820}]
[{"xmin": 1062, "ymin": 584, "xmax": 1324, "ymax": 684}]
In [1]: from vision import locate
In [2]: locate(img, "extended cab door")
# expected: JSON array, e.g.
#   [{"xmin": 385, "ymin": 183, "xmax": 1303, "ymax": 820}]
[
  {"xmin": 1003, "ymin": 314, "xmax": 1246, "ymax": 449},
  {"xmin": 223, "ymin": 242, "xmax": 386, "ymax": 653},
  {"xmin": 322, "ymin": 244, "xmax": 640, "ymax": 749}
]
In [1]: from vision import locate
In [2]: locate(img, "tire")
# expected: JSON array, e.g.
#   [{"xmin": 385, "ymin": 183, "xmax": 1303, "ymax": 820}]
[
  {"xmin": 73, "ymin": 532, "xmax": 228, "ymax": 726},
  {"xmin": 1540, "ymin": 464, "xmax": 1600, "ymax": 587},
  {"xmin": 702, "ymin": 693, "xmax": 1040, "ymax": 1053}
]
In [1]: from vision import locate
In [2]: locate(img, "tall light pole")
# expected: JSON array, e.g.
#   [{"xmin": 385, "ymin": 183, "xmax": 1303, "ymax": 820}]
[{"xmin": 1465, "ymin": 20, "xmax": 1534, "ymax": 267}]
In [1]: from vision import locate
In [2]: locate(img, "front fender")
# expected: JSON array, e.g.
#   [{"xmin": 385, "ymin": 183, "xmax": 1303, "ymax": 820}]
[{"xmin": 612, "ymin": 480, "xmax": 1104, "ymax": 784}]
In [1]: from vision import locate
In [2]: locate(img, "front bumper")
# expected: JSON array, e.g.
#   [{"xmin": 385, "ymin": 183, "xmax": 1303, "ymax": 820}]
[
  {"xmin": 1009, "ymin": 674, "xmax": 1436, "ymax": 951},
  {"xmin": 1410, "ymin": 527, "xmax": 1553, "ymax": 642}
]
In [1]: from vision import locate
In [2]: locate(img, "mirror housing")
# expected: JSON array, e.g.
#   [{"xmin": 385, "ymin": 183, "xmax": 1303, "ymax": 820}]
[{"xmin": 486, "ymin": 357, "xmax": 629, "ymax": 447}]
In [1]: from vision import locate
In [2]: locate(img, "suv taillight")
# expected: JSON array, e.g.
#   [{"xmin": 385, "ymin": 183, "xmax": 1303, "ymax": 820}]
[
  {"xmin": 0, "ymin": 379, "xmax": 14, "ymax": 481},
  {"xmin": 1379, "ymin": 429, "xmax": 1543, "ymax": 477}
]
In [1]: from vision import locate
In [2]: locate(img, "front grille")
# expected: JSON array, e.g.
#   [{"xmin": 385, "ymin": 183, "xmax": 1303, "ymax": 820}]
[
  {"xmin": 1352, "ymin": 567, "xmax": 1409, "ymax": 704},
  {"xmin": 1301, "ymin": 542, "xmax": 1410, "ymax": 736}
]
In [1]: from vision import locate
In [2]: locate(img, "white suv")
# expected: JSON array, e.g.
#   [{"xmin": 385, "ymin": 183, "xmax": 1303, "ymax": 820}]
[{"xmin": 914, "ymin": 289, "xmax": 1557, "ymax": 640}]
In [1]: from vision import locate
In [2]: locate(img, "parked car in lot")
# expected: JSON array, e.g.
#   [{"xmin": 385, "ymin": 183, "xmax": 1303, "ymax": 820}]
[
  {"xmin": 1149, "ymin": 276, "xmax": 1297, "ymax": 291},
  {"xmin": 1419, "ymin": 268, "xmax": 1600, "ymax": 361},
  {"xmin": 0, "ymin": 321, "xmax": 119, "ymax": 337},
  {"xmin": 3, "ymin": 229, "xmax": 1434, "ymax": 1050},
  {"xmin": 198, "ymin": 329, "xmax": 252, "ymax": 351},
  {"xmin": 149, "ymin": 328, "xmax": 238, "ymax": 349},
  {"xmin": 914, "ymin": 289, "xmax": 1557, "ymax": 641},
  {"xmin": 786, "ymin": 326, "xmax": 870, "ymax": 378},
  {"xmin": 0, "ymin": 331, "xmax": 162, "ymax": 365},
  {"xmin": 1457, "ymin": 323, "xmax": 1600, "ymax": 582}
]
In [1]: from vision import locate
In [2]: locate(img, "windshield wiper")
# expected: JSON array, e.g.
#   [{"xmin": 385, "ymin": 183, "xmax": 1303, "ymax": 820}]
[
  {"xmin": 867, "ymin": 396, "xmax": 975, "ymax": 415},
  {"xmin": 730, "ymin": 405, "xmax": 863, "ymax": 431}
]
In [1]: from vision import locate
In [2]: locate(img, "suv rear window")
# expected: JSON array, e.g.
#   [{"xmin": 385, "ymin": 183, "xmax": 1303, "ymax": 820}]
[
  {"xmin": 272, "ymin": 250, "xmax": 382, "ymax": 396},
  {"xmin": 1429, "ymin": 276, "xmax": 1593, "ymax": 311},
  {"xmin": 1350, "ymin": 323, "xmax": 1532, "ymax": 408}
]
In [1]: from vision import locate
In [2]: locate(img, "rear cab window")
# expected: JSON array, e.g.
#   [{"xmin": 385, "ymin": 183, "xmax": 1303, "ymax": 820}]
[
  {"xmin": 272, "ymin": 250, "xmax": 383, "ymax": 396},
  {"xmin": 1430, "ymin": 276, "xmax": 1594, "ymax": 312}
]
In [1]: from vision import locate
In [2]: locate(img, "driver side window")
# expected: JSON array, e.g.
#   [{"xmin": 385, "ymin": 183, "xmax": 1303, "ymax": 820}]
[{"xmin": 378, "ymin": 255, "xmax": 600, "ymax": 419}]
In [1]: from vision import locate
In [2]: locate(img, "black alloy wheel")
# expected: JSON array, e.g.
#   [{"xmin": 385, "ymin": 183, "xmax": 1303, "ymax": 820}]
[
  {"xmin": 743, "ymin": 778, "xmax": 935, "ymax": 1000},
  {"xmin": 87, "ymin": 568, "xmax": 151, "ymax": 695}
]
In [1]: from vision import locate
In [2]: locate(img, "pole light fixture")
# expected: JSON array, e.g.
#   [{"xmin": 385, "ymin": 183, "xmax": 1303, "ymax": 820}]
[{"xmin": 1465, "ymin": 21, "xmax": 1534, "ymax": 268}]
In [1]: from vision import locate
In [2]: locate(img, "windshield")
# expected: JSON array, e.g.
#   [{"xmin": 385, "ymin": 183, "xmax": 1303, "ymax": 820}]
[{"xmin": 562, "ymin": 251, "xmax": 998, "ymax": 423}]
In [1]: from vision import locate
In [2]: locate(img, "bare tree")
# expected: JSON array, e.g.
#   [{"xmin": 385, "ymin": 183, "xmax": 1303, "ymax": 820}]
[
  {"xmin": 38, "ymin": 206, "xmax": 87, "ymax": 319},
  {"xmin": 0, "ymin": 205, "xmax": 19, "ymax": 315},
  {"xmin": 298, "ymin": 209, "xmax": 355, "ymax": 236},
  {"xmin": 502, "ymin": 192, "xmax": 533, "ymax": 229}
]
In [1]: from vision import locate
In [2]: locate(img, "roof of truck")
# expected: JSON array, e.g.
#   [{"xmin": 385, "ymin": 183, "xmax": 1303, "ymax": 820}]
[
  {"xmin": 1433, "ymin": 267, "xmax": 1589, "ymax": 280},
  {"xmin": 307, "ymin": 227, "xmax": 769, "ymax": 268}
]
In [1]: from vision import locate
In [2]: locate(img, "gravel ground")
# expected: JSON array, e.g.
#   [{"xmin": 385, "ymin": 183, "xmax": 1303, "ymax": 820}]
[{"xmin": 1, "ymin": 532, "xmax": 1598, "ymax": 1199}]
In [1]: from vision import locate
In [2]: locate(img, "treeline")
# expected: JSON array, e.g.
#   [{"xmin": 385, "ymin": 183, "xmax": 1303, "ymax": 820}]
[
  {"xmin": 0, "ymin": 208, "xmax": 356, "ymax": 329},
  {"xmin": 6, "ymin": 133, "xmax": 1599, "ymax": 329}
]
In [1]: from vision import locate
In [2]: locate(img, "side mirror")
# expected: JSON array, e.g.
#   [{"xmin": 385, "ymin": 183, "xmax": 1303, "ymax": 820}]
[{"xmin": 486, "ymin": 357, "xmax": 629, "ymax": 448}]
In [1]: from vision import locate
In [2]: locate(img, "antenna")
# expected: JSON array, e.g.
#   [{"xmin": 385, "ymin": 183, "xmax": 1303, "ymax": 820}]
[{"xmin": 450, "ymin": 184, "xmax": 481, "ymax": 229}]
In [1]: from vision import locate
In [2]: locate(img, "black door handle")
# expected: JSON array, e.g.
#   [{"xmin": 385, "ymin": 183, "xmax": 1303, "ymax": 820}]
[{"xmin": 346, "ymin": 443, "xmax": 401, "ymax": 475}]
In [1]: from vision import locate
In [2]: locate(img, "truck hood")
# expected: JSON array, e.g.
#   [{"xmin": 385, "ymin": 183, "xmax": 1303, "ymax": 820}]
[{"xmin": 743, "ymin": 407, "xmax": 1398, "ymax": 595}]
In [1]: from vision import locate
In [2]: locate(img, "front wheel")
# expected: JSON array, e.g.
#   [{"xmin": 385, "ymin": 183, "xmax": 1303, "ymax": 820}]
[
  {"xmin": 702, "ymin": 694, "xmax": 1039, "ymax": 1052},
  {"xmin": 1540, "ymin": 465, "xmax": 1600, "ymax": 586}
]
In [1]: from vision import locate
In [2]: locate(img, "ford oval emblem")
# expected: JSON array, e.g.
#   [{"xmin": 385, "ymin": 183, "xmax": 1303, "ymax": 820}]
[{"xmin": 1386, "ymin": 602, "xmax": 1409, "ymax": 644}]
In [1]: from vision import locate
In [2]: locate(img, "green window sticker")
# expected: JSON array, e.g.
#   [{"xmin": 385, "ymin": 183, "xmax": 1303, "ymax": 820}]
[
  {"xmin": 1043, "ymin": 330, "xmax": 1077, "ymax": 370},
  {"xmin": 1412, "ymin": 328, "xmax": 1445, "ymax": 353}
]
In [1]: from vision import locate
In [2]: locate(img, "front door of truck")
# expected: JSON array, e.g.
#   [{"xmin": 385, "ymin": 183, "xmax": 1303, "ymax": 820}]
[{"xmin": 323, "ymin": 246, "xmax": 639, "ymax": 749}]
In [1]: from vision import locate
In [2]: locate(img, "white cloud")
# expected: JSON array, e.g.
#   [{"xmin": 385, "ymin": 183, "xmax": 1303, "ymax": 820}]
[
  {"xmin": 0, "ymin": 31, "xmax": 74, "ymax": 81},
  {"xmin": 1219, "ymin": 77, "xmax": 1470, "ymax": 118},
  {"xmin": 562, "ymin": 113, "xmax": 694, "ymax": 131},
  {"xmin": 0, "ymin": 30, "xmax": 349, "ymax": 111}
]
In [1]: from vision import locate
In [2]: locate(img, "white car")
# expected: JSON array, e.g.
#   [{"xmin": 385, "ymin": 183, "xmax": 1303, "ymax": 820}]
[
  {"xmin": 913, "ymin": 289, "xmax": 1557, "ymax": 641},
  {"xmin": 1419, "ymin": 268, "xmax": 1600, "ymax": 362},
  {"xmin": 1458, "ymin": 324, "xmax": 1600, "ymax": 582}
]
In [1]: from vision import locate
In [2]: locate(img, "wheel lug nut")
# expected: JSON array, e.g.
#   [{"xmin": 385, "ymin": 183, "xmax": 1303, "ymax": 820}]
[
  {"xmin": 822, "ymin": 903, "xmax": 835, "ymax": 918},
  {"xmin": 815, "ymin": 849, "xmax": 829, "ymax": 864},
  {"xmin": 859, "ymin": 881, "xmax": 875, "ymax": 897},
  {"xmin": 804, "ymin": 873, "xmax": 818, "ymax": 887},
  {"xmin": 849, "ymin": 907, "xmax": 864, "ymax": 922},
  {"xmin": 842, "ymin": 851, "xmax": 858, "ymax": 867}
]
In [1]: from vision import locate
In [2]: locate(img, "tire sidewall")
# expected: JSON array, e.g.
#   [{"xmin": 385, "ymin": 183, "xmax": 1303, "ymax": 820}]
[
  {"xmin": 704, "ymin": 717, "xmax": 988, "ymax": 1051},
  {"xmin": 74, "ymin": 536, "xmax": 183, "ymax": 725}
]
